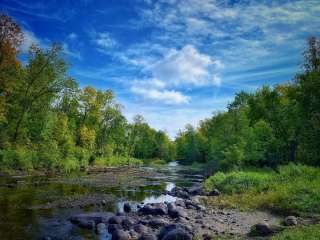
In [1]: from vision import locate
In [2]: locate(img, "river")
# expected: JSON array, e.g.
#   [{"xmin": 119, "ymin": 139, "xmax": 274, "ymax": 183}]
[{"xmin": 0, "ymin": 162, "xmax": 203, "ymax": 239}]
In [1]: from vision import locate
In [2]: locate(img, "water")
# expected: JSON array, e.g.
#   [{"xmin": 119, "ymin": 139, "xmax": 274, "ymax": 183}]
[{"xmin": 0, "ymin": 162, "xmax": 203, "ymax": 239}]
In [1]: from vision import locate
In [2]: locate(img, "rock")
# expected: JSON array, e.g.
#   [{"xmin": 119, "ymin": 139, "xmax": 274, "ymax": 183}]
[
  {"xmin": 101, "ymin": 200, "xmax": 107, "ymax": 205},
  {"xmin": 187, "ymin": 184, "xmax": 204, "ymax": 196},
  {"xmin": 96, "ymin": 223, "xmax": 107, "ymax": 235},
  {"xmin": 109, "ymin": 216, "xmax": 124, "ymax": 225},
  {"xmin": 158, "ymin": 224, "xmax": 193, "ymax": 240},
  {"xmin": 168, "ymin": 205, "xmax": 188, "ymax": 219},
  {"xmin": 134, "ymin": 223, "xmax": 149, "ymax": 234},
  {"xmin": 69, "ymin": 212, "xmax": 113, "ymax": 229},
  {"xmin": 112, "ymin": 229, "xmax": 131, "ymax": 240},
  {"xmin": 138, "ymin": 203, "xmax": 167, "ymax": 216},
  {"xmin": 161, "ymin": 229, "xmax": 192, "ymax": 240},
  {"xmin": 284, "ymin": 216, "xmax": 298, "ymax": 226},
  {"xmin": 124, "ymin": 203, "xmax": 132, "ymax": 213},
  {"xmin": 108, "ymin": 224, "xmax": 123, "ymax": 234},
  {"xmin": 139, "ymin": 233, "xmax": 157, "ymax": 240},
  {"xmin": 250, "ymin": 222, "xmax": 273, "ymax": 236},
  {"xmin": 148, "ymin": 218, "xmax": 169, "ymax": 228},
  {"xmin": 208, "ymin": 188, "xmax": 220, "ymax": 196},
  {"xmin": 122, "ymin": 218, "xmax": 134, "ymax": 230},
  {"xmin": 184, "ymin": 200, "xmax": 201, "ymax": 210},
  {"xmin": 175, "ymin": 199, "xmax": 186, "ymax": 208},
  {"xmin": 202, "ymin": 233, "xmax": 213, "ymax": 240},
  {"xmin": 169, "ymin": 187, "xmax": 190, "ymax": 199}
]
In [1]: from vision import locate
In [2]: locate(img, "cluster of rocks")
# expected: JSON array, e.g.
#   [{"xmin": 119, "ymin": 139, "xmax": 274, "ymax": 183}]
[
  {"xmin": 69, "ymin": 200, "xmax": 197, "ymax": 240},
  {"xmin": 166, "ymin": 184, "xmax": 220, "ymax": 199},
  {"xmin": 66, "ymin": 183, "xmax": 300, "ymax": 240}
]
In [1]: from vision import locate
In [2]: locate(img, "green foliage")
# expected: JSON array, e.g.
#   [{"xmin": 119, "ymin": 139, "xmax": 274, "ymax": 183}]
[
  {"xmin": 271, "ymin": 224, "xmax": 320, "ymax": 240},
  {"xmin": 204, "ymin": 164, "xmax": 320, "ymax": 216},
  {"xmin": 0, "ymin": 14, "xmax": 173, "ymax": 173}
]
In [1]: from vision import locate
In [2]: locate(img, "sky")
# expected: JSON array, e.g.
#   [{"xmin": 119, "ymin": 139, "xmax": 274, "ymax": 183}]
[{"xmin": 1, "ymin": 0, "xmax": 320, "ymax": 138}]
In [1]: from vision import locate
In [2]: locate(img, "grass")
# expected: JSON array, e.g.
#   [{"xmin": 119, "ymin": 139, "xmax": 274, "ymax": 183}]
[
  {"xmin": 271, "ymin": 224, "xmax": 320, "ymax": 240},
  {"xmin": 204, "ymin": 164, "xmax": 320, "ymax": 216}
]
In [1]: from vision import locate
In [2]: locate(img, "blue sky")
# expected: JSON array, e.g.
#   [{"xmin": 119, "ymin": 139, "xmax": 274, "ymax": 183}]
[{"xmin": 1, "ymin": 0, "xmax": 320, "ymax": 138}]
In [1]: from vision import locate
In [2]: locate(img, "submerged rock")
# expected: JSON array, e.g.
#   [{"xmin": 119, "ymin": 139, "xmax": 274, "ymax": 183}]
[
  {"xmin": 69, "ymin": 212, "xmax": 113, "ymax": 229},
  {"xmin": 123, "ymin": 203, "xmax": 132, "ymax": 213}
]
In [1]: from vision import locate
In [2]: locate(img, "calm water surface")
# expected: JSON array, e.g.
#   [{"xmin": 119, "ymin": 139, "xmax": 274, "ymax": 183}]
[{"xmin": 0, "ymin": 162, "xmax": 203, "ymax": 240}]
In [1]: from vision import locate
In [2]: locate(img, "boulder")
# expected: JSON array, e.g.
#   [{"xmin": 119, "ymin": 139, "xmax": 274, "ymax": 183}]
[
  {"xmin": 96, "ymin": 223, "xmax": 107, "ymax": 235},
  {"xmin": 208, "ymin": 188, "xmax": 220, "ymax": 196},
  {"xmin": 187, "ymin": 184, "xmax": 204, "ymax": 196},
  {"xmin": 108, "ymin": 224, "xmax": 123, "ymax": 234},
  {"xmin": 168, "ymin": 205, "xmax": 188, "ymax": 219},
  {"xmin": 284, "ymin": 216, "xmax": 298, "ymax": 226},
  {"xmin": 109, "ymin": 216, "xmax": 124, "ymax": 225},
  {"xmin": 112, "ymin": 229, "xmax": 131, "ymax": 240},
  {"xmin": 134, "ymin": 223, "xmax": 149, "ymax": 234},
  {"xmin": 250, "ymin": 222, "xmax": 273, "ymax": 236},
  {"xmin": 69, "ymin": 212, "xmax": 113, "ymax": 229},
  {"xmin": 148, "ymin": 218, "xmax": 169, "ymax": 228},
  {"xmin": 122, "ymin": 218, "xmax": 134, "ymax": 230},
  {"xmin": 124, "ymin": 203, "xmax": 132, "ymax": 213},
  {"xmin": 158, "ymin": 224, "xmax": 193, "ymax": 240},
  {"xmin": 138, "ymin": 203, "xmax": 167, "ymax": 216},
  {"xmin": 139, "ymin": 233, "xmax": 157, "ymax": 240},
  {"xmin": 161, "ymin": 229, "xmax": 192, "ymax": 240}
]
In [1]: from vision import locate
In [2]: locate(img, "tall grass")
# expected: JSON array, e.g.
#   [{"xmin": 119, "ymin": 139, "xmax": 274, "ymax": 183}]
[{"xmin": 204, "ymin": 164, "xmax": 320, "ymax": 216}]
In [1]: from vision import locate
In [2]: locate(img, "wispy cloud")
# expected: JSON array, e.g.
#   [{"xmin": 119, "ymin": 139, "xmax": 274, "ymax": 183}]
[{"xmin": 131, "ymin": 86, "xmax": 190, "ymax": 104}]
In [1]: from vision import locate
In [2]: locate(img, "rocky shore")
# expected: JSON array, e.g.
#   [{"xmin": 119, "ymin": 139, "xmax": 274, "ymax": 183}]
[{"xmin": 57, "ymin": 183, "xmax": 299, "ymax": 240}]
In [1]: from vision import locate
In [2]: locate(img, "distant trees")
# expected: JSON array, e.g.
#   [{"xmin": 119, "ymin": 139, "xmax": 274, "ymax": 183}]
[
  {"xmin": 0, "ymin": 14, "xmax": 174, "ymax": 171},
  {"xmin": 176, "ymin": 37, "xmax": 320, "ymax": 170}
]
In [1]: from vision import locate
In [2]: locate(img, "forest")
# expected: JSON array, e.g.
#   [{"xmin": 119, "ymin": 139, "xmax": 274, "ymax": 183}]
[
  {"xmin": 1, "ymin": 13, "xmax": 320, "ymax": 173},
  {"xmin": 0, "ymin": 14, "xmax": 175, "ymax": 172}
]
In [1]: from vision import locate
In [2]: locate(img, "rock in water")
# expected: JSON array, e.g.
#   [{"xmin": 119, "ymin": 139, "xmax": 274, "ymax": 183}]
[
  {"xmin": 123, "ymin": 203, "xmax": 131, "ymax": 213},
  {"xmin": 69, "ymin": 212, "xmax": 113, "ymax": 229},
  {"xmin": 284, "ymin": 216, "xmax": 298, "ymax": 226}
]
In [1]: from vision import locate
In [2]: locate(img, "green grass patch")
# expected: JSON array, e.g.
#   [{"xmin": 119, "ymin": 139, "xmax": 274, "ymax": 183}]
[
  {"xmin": 271, "ymin": 224, "xmax": 320, "ymax": 240},
  {"xmin": 204, "ymin": 164, "xmax": 320, "ymax": 216}
]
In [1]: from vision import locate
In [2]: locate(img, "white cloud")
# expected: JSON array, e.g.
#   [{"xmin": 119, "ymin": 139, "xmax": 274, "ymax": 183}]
[
  {"xmin": 151, "ymin": 44, "xmax": 222, "ymax": 87},
  {"xmin": 62, "ymin": 43, "xmax": 82, "ymax": 60},
  {"xmin": 95, "ymin": 32, "xmax": 116, "ymax": 49},
  {"xmin": 20, "ymin": 30, "xmax": 41, "ymax": 53},
  {"xmin": 131, "ymin": 86, "xmax": 190, "ymax": 104}
]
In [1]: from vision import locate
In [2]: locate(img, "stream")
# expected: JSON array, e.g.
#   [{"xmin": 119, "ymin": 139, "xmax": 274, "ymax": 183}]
[{"xmin": 0, "ymin": 162, "xmax": 203, "ymax": 239}]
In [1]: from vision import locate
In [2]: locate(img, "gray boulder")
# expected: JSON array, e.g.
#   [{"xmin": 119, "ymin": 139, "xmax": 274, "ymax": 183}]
[
  {"xmin": 250, "ymin": 222, "xmax": 273, "ymax": 236},
  {"xmin": 138, "ymin": 203, "xmax": 167, "ymax": 216},
  {"xmin": 123, "ymin": 203, "xmax": 132, "ymax": 213},
  {"xmin": 284, "ymin": 216, "xmax": 298, "ymax": 226},
  {"xmin": 112, "ymin": 229, "xmax": 131, "ymax": 240}
]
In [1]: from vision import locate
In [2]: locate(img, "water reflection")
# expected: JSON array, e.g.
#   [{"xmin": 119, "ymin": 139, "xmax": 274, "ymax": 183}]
[{"xmin": 0, "ymin": 162, "xmax": 202, "ymax": 239}]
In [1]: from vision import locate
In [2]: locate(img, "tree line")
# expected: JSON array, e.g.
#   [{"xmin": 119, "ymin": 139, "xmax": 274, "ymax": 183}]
[
  {"xmin": 176, "ymin": 36, "xmax": 320, "ymax": 171},
  {"xmin": 1, "ymin": 13, "xmax": 319, "ymax": 173},
  {"xmin": 0, "ymin": 14, "xmax": 175, "ymax": 172}
]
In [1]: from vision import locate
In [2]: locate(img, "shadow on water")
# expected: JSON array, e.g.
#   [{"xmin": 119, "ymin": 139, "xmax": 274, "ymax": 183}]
[{"xmin": 0, "ymin": 161, "xmax": 203, "ymax": 239}]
